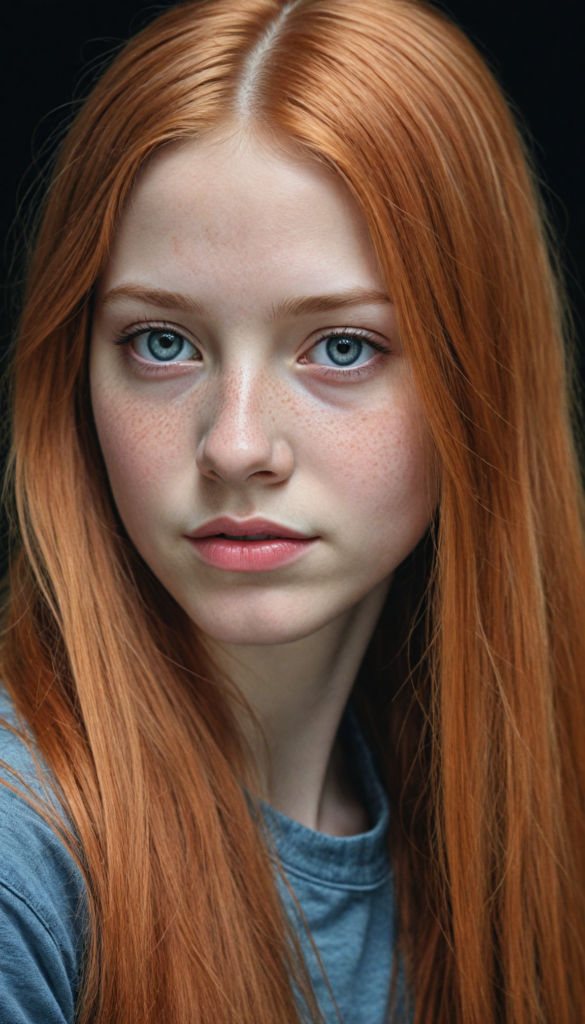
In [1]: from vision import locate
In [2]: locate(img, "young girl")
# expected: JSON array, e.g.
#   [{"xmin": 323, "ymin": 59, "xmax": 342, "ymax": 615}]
[{"xmin": 1, "ymin": 1, "xmax": 584, "ymax": 1022}]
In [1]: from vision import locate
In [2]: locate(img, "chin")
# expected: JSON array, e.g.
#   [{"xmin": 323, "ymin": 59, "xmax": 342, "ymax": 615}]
[
  {"xmin": 192, "ymin": 616, "xmax": 320, "ymax": 647},
  {"xmin": 183, "ymin": 595, "xmax": 333, "ymax": 647}
]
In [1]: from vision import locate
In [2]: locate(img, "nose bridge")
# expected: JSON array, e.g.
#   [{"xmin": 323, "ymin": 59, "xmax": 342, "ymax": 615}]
[
  {"xmin": 196, "ymin": 356, "xmax": 289, "ymax": 484},
  {"xmin": 213, "ymin": 357, "xmax": 272, "ymax": 446},
  {"xmin": 221, "ymin": 359, "xmax": 266, "ymax": 438}
]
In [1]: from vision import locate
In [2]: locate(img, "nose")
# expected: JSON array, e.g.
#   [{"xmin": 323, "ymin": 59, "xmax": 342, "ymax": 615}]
[{"xmin": 195, "ymin": 365, "xmax": 294, "ymax": 487}]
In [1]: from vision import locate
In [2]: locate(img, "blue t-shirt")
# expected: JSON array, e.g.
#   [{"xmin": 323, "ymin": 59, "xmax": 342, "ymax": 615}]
[{"xmin": 1, "ymin": 687, "xmax": 403, "ymax": 1023}]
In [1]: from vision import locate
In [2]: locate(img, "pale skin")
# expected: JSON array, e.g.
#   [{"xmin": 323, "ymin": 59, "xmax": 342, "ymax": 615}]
[{"xmin": 90, "ymin": 130, "xmax": 436, "ymax": 836}]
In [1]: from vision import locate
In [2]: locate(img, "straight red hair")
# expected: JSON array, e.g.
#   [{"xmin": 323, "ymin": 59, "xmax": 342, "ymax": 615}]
[{"xmin": 2, "ymin": 1, "xmax": 585, "ymax": 1021}]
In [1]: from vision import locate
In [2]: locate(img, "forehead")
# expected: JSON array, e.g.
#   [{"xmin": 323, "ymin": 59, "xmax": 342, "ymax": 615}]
[{"xmin": 100, "ymin": 132, "xmax": 384, "ymax": 302}]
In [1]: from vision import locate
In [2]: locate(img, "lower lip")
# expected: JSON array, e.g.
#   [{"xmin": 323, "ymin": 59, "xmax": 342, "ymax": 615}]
[{"xmin": 186, "ymin": 536, "xmax": 317, "ymax": 572}]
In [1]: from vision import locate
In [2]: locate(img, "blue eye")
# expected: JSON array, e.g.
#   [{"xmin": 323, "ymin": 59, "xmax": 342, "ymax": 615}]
[
  {"xmin": 325, "ymin": 336, "xmax": 363, "ymax": 365},
  {"xmin": 133, "ymin": 329, "xmax": 198, "ymax": 362},
  {"xmin": 309, "ymin": 333, "xmax": 376, "ymax": 368}
]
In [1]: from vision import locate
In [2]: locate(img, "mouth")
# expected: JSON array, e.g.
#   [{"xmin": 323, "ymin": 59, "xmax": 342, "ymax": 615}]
[{"xmin": 185, "ymin": 517, "xmax": 318, "ymax": 572}]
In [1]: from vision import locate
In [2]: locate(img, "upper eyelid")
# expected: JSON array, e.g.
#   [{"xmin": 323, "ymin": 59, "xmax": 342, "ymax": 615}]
[
  {"xmin": 314, "ymin": 325, "xmax": 379, "ymax": 338},
  {"xmin": 114, "ymin": 321, "xmax": 384, "ymax": 340},
  {"xmin": 114, "ymin": 320, "xmax": 195, "ymax": 344}
]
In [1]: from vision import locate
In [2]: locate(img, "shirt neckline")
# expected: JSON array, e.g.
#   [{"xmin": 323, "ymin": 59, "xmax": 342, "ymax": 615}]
[{"xmin": 259, "ymin": 706, "xmax": 391, "ymax": 890}]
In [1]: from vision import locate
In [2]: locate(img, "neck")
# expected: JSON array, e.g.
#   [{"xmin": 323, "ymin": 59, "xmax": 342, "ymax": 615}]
[{"xmin": 208, "ymin": 577, "xmax": 390, "ymax": 835}]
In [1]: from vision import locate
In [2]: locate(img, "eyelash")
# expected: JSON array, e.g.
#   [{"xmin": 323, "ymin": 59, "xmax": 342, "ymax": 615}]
[
  {"xmin": 113, "ymin": 322, "xmax": 391, "ymax": 378},
  {"xmin": 113, "ymin": 321, "xmax": 196, "ymax": 347}
]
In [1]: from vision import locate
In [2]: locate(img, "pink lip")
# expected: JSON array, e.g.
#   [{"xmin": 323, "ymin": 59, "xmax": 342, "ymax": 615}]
[{"xmin": 185, "ymin": 517, "xmax": 319, "ymax": 573}]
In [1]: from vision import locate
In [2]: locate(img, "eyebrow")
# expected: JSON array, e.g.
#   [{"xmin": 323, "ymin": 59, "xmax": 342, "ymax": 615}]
[
  {"xmin": 268, "ymin": 288, "xmax": 391, "ymax": 320},
  {"xmin": 100, "ymin": 283, "xmax": 392, "ymax": 319},
  {"xmin": 101, "ymin": 284, "xmax": 205, "ymax": 315}
]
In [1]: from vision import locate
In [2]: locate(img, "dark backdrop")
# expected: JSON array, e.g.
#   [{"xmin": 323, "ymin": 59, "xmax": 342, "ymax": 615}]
[{"xmin": 1, "ymin": 0, "xmax": 584, "ymax": 573}]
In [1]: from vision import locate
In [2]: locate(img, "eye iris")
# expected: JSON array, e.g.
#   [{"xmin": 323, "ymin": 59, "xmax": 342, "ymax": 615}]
[
  {"xmin": 325, "ymin": 336, "xmax": 362, "ymax": 366},
  {"xmin": 147, "ymin": 330, "xmax": 183, "ymax": 361}
]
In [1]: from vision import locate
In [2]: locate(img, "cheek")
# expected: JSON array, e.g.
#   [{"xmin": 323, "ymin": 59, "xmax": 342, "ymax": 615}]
[
  {"xmin": 91, "ymin": 380, "xmax": 193, "ymax": 526},
  {"xmin": 338, "ymin": 418, "xmax": 435, "ymax": 581},
  {"xmin": 305, "ymin": 397, "xmax": 435, "ymax": 534}
]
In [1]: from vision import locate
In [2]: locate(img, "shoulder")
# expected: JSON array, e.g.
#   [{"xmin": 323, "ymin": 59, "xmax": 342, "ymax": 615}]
[{"xmin": 0, "ymin": 686, "xmax": 87, "ymax": 1024}]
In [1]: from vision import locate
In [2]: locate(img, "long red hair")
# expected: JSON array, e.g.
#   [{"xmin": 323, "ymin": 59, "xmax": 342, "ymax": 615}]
[{"xmin": 2, "ymin": 1, "xmax": 584, "ymax": 1021}]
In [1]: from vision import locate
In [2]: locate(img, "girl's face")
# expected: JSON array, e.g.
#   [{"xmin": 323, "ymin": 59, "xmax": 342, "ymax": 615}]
[{"xmin": 90, "ymin": 132, "xmax": 436, "ymax": 645}]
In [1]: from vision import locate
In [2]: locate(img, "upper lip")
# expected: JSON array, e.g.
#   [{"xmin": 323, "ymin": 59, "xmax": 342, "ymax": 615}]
[{"xmin": 186, "ymin": 516, "xmax": 316, "ymax": 541}]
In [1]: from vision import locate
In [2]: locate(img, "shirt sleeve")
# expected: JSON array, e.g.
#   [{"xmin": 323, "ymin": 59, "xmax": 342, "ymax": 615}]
[
  {"xmin": 1, "ymin": 878, "xmax": 77, "ymax": 1024},
  {"xmin": 1, "ymin": 728, "xmax": 87, "ymax": 1024}
]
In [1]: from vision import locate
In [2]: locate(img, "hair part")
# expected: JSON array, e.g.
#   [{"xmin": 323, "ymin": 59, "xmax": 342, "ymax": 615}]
[{"xmin": 236, "ymin": 0, "xmax": 300, "ymax": 118}]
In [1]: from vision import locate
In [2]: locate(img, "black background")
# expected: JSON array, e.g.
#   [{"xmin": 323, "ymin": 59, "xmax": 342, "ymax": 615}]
[{"xmin": 1, "ymin": 0, "xmax": 584, "ymax": 570}]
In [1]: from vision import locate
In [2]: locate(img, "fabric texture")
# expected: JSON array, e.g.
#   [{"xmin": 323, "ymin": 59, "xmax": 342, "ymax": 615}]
[
  {"xmin": 0, "ymin": 689, "xmax": 87, "ymax": 1024},
  {"xmin": 0, "ymin": 686, "xmax": 400, "ymax": 1023}
]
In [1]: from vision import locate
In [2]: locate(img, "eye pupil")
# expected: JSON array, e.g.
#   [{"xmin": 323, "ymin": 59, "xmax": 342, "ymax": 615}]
[
  {"xmin": 326, "ymin": 335, "xmax": 362, "ymax": 366},
  {"xmin": 147, "ymin": 330, "xmax": 183, "ymax": 361}
]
